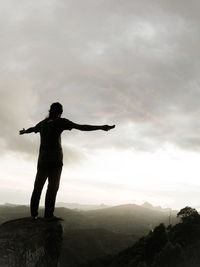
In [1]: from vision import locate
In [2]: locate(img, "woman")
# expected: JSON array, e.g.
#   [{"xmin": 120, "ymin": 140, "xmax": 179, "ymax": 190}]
[{"xmin": 19, "ymin": 102, "xmax": 115, "ymax": 220}]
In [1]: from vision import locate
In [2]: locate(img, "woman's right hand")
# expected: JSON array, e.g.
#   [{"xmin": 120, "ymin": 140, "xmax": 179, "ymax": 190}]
[{"xmin": 19, "ymin": 128, "xmax": 26, "ymax": 135}]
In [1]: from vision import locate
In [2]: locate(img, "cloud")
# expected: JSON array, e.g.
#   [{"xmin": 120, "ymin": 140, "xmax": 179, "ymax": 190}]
[
  {"xmin": 0, "ymin": 0, "xmax": 200, "ymax": 159},
  {"xmin": 0, "ymin": 75, "xmax": 38, "ymax": 156}
]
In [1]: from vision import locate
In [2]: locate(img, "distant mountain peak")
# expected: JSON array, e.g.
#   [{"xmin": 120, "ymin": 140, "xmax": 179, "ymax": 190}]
[
  {"xmin": 142, "ymin": 202, "xmax": 154, "ymax": 208},
  {"xmin": 141, "ymin": 202, "xmax": 173, "ymax": 212},
  {"xmin": 56, "ymin": 202, "xmax": 110, "ymax": 211}
]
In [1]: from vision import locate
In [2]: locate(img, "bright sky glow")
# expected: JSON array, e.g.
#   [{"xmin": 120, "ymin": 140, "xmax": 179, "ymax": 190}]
[{"xmin": 1, "ymin": 144, "xmax": 200, "ymax": 210}]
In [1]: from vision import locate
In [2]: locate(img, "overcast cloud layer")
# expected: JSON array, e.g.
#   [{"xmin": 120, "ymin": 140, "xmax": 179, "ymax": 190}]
[{"xmin": 1, "ymin": 0, "xmax": 200, "ymax": 162}]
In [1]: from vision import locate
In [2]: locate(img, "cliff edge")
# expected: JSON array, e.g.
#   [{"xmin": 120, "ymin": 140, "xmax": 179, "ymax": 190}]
[{"xmin": 0, "ymin": 217, "xmax": 63, "ymax": 267}]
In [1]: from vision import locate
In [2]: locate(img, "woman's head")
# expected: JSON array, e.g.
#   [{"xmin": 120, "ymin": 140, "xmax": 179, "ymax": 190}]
[{"xmin": 49, "ymin": 102, "xmax": 63, "ymax": 119}]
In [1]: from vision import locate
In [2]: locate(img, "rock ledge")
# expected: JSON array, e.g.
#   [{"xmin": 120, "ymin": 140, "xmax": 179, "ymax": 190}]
[{"xmin": 0, "ymin": 217, "xmax": 63, "ymax": 267}]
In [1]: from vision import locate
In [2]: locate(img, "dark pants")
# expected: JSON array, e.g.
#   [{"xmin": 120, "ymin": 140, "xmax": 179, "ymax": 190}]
[{"xmin": 30, "ymin": 162, "xmax": 63, "ymax": 218}]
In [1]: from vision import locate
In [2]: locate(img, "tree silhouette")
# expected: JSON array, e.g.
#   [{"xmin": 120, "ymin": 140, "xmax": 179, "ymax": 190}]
[{"xmin": 177, "ymin": 206, "xmax": 199, "ymax": 223}]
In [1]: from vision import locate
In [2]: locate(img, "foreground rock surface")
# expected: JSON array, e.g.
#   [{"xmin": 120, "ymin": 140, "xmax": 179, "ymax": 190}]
[{"xmin": 0, "ymin": 217, "xmax": 63, "ymax": 267}]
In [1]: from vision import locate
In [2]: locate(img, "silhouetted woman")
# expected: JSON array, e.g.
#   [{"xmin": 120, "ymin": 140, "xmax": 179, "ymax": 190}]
[{"xmin": 19, "ymin": 102, "xmax": 115, "ymax": 220}]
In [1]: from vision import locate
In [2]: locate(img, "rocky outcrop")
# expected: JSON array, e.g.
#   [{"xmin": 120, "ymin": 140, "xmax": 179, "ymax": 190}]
[{"xmin": 0, "ymin": 217, "xmax": 63, "ymax": 267}]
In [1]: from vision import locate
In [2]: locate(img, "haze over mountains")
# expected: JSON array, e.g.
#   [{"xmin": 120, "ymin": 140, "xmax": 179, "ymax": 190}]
[
  {"xmin": 0, "ymin": 202, "xmax": 178, "ymax": 266},
  {"xmin": 56, "ymin": 202, "xmax": 110, "ymax": 211},
  {"xmin": 83, "ymin": 207, "xmax": 200, "ymax": 267}
]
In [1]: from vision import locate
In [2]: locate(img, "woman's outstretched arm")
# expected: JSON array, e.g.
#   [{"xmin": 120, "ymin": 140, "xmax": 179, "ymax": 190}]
[
  {"xmin": 72, "ymin": 123, "xmax": 115, "ymax": 131},
  {"xmin": 19, "ymin": 127, "xmax": 35, "ymax": 135}
]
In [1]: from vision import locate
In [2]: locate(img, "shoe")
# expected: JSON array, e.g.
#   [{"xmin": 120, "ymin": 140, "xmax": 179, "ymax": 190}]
[{"xmin": 32, "ymin": 216, "xmax": 38, "ymax": 221}]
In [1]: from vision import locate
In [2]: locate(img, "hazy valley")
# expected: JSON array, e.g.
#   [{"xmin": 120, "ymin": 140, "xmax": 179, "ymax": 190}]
[{"xmin": 0, "ymin": 202, "xmax": 178, "ymax": 266}]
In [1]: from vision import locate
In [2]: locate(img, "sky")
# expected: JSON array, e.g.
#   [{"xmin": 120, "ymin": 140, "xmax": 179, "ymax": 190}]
[{"xmin": 1, "ymin": 0, "xmax": 200, "ymax": 210}]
